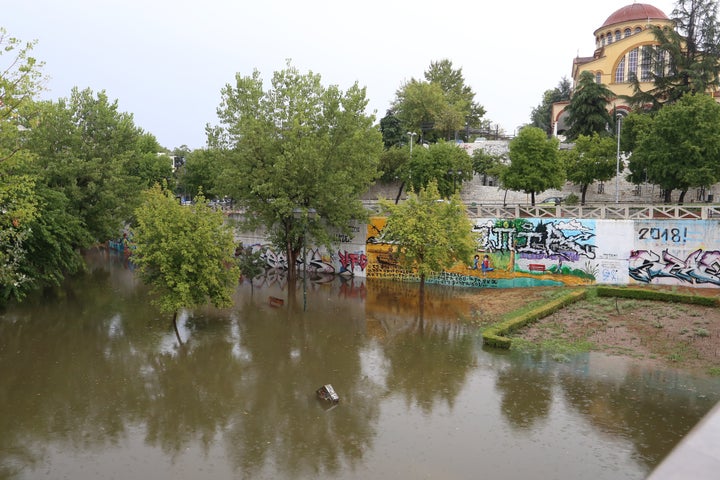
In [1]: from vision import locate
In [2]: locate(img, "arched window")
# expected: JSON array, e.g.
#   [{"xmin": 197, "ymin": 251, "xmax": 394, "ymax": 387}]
[
  {"xmin": 641, "ymin": 46, "xmax": 653, "ymax": 81},
  {"xmin": 600, "ymin": 34, "xmax": 605, "ymax": 46},
  {"xmin": 615, "ymin": 30, "xmax": 621, "ymax": 42},
  {"xmin": 628, "ymin": 48, "xmax": 638, "ymax": 81},
  {"xmin": 624, "ymin": 28, "xmax": 631, "ymax": 38},
  {"xmin": 634, "ymin": 27, "xmax": 642, "ymax": 34},
  {"xmin": 615, "ymin": 57, "xmax": 626, "ymax": 83},
  {"xmin": 596, "ymin": 71, "xmax": 602, "ymax": 83}
]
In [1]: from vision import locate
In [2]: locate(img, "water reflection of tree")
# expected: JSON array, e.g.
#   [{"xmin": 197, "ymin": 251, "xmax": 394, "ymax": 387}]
[
  {"xmin": 495, "ymin": 359, "xmax": 553, "ymax": 430},
  {"xmin": 219, "ymin": 301, "xmax": 379, "ymax": 478},
  {"xmin": 0, "ymin": 264, "xmax": 380, "ymax": 479},
  {"xmin": 557, "ymin": 366, "xmax": 719, "ymax": 469},
  {"xmin": 0, "ymin": 265, "xmax": 159, "ymax": 477},
  {"xmin": 383, "ymin": 325, "xmax": 475, "ymax": 413}
]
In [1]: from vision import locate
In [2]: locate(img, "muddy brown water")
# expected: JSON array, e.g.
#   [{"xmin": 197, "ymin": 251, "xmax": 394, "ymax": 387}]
[{"xmin": 1, "ymin": 250, "xmax": 719, "ymax": 479}]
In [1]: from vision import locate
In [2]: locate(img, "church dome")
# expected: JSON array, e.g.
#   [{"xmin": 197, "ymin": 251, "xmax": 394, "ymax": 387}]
[{"xmin": 600, "ymin": 3, "xmax": 668, "ymax": 29}]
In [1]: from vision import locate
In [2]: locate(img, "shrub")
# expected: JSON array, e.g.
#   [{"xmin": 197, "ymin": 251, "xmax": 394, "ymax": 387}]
[
  {"xmin": 482, "ymin": 289, "xmax": 587, "ymax": 349},
  {"xmin": 596, "ymin": 286, "xmax": 719, "ymax": 307}
]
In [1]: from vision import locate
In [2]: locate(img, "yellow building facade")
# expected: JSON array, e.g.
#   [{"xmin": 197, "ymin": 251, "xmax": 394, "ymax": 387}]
[{"xmin": 552, "ymin": 3, "xmax": 675, "ymax": 136}]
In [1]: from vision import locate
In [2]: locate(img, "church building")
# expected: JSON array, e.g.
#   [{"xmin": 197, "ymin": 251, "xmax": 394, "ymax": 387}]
[{"xmin": 551, "ymin": 3, "xmax": 675, "ymax": 136}]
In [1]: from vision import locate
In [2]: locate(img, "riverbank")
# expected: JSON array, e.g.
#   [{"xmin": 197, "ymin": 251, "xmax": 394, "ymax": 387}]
[{"xmin": 466, "ymin": 286, "xmax": 720, "ymax": 375}]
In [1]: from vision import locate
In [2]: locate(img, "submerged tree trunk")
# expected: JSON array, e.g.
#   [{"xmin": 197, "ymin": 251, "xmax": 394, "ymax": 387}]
[
  {"xmin": 419, "ymin": 273, "xmax": 426, "ymax": 317},
  {"xmin": 286, "ymin": 241, "xmax": 297, "ymax": 284},
  {"xmin": 172, "ymin": 310, "xmax": 184, "ymax": 346}
]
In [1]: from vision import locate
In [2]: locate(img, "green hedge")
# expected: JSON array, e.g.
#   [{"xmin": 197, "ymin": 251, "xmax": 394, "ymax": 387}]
[
  {"xmin": 596, "ymin": 286, "xmax": 720, "ymax": 307},
  {"xmin": 482, "ymin": 289, "xmax": 588, "ymax": 349}
]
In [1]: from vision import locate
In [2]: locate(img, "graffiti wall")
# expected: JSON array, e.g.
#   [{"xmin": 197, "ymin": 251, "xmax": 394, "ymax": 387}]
[
  {"xmin": 629, "ymin": 220, "xmax": 720, "ymax": 287},
  {"xmin": 364, "ymin": 216, "xmax": 720, "ymax": 289},
  {"xmin": 236, "ymin": 216, "xmax": 720, "ymax": 289},
  {"xmin": 235, "ymin": 220, "xmax": 369, "ymax": 278}
]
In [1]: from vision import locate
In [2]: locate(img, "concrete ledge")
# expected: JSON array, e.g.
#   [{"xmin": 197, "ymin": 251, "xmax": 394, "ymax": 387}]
[{"xmin": 647, "ymin": 401, "xmax": 720, "ymax": 479}]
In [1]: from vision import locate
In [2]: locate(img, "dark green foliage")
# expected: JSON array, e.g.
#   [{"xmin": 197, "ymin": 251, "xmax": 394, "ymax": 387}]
[
  {"xmin": 378, "ymin": 145, "xmax": 409, "ymax": 183},
  {"xmin": 502, "ymin": 127, "xmax": 564, "ymax": 204},
  {"xmin": 405, "ymin": 141, "xmax": 473, "ymax": 197},
  {"xmin": 627, "ymin": 0, "xmax": 720, "ymax": 110},
  {"xmin": 564, "ymin": 71, "xmax": 614, "ymax": 141},
  {"xmin": 561, "ymin": 133, "xmax": 618, "ymax": 204},
  {"xmin": 530, "ymin": 77, "xmax": 572, "ymax": 135},
  {"xmin": 596, "ymin": 286, "xmax": 719, "ymax": 306},
  {"xmin": 627, "ymin": 93, "xmax": 720, "ymax": 202},
  {"xmin": 379, "ymin": 110, "xmax": 405, "ymax": 148}
]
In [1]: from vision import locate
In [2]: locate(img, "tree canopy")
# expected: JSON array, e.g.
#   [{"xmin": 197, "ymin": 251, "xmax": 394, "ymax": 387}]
[
  {"xmin": 392, "ymin": 59, "xmax": 486, "ymax": 142},
  {"xmin": 561, "ymin": 133, "xmax": 619, "ymax": 204},
  {"xmin": 564, "ymin": 71, "xmax": 614, "ymax": 141},
  {"xmin": 379, "ymin": 181, "xmax": 476, "ymax": 302},
  {"xmin": 131, "ymin": 184, "xmax": 240, "ymax": 344},
  {"xmin": 502, "ymin": 126, "xmax": 563, "ymax": 204},
  {"xmin": 211, "ymin": 61, "xmax": 383, "ymax": 282},
  {"xmin": 530, "ymin": 77, "xmax": 572, "ymax": 136},
  {"xmin": 403, "ymin": 141, "xmax": 473, "ymax": 198},
  {"xmin": 627, "ymin": 0, "xmax": 720, "ymax": 110},
  {"xmin": 0, "ymin": 28, "xmax": 44, "ymax": 304},
  {"xmin": 23, "ymin": 88, "xmax": 170, "ymax": 244},
  {"xmin": 627, "ymin": 93, "xmax": 720, "ymax": 203}
]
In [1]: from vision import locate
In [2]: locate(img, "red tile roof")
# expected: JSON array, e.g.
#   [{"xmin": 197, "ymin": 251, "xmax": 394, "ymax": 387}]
[{"xmin": 600, "ymin": 3, "xmax": 668, "ymax": 29}]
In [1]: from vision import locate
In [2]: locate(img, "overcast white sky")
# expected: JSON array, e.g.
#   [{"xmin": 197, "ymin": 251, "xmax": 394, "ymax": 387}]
[{"xmin": 6, "ymin": 0, "xmax": 677, "ymax": 150}]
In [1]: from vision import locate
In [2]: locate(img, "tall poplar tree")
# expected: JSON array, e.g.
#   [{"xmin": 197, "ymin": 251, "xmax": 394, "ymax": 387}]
[{"xmin": 211, "ymin": 61, "xmax": 382, "ymax": 284}]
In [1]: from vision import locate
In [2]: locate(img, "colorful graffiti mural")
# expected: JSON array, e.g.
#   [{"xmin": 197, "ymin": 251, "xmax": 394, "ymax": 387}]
[
  {"xmin": 239, "ymin": 217, "xmax": 720, "ymax": 290},
  {"xmin": 630, "ymin": 249, "xmax": 720, "ymax": 285}
]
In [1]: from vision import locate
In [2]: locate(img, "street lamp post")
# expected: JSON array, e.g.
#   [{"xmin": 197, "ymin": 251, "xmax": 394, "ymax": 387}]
[
  {"xmin": 407, "ymin": 131, "xmax": 417, "ymax": 155},
  {"xmin": 448, "ymin": 169, "xmax": 463, "ymax": 193},
  {"xmin": 616, "ymin": 113, "xmax": 622, "ymax": 204}
]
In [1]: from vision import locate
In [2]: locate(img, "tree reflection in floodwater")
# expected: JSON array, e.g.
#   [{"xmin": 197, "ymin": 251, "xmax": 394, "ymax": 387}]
[{"xmin": 1, "ymin": 250, "xmax": 719, "ymax": 480}]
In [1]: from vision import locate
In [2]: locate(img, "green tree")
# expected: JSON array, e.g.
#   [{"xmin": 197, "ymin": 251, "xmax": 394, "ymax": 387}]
[
  {"xmin": 472, "ymin": 148, "xmax": 505, "ymax": 186},
  {"xmin": 404, "ymin": 141, "xmax": 473, "ymax": 198},
  {"xmin": 628, "ymin": 0, "xmax": 720, "ymax": 110},
  {"xmin": 379, "ymin": 109, "xmax": 405, "ymax": 148},
  {"xmin": 628, "ymin": 93, "xmax": 720, "ymax": 203},
  {"xmin": 502, "ymin": 126, "xmax": 563, "ymax": 205},
  {"xmin": 561, "ymin": 133, "xmax": 619, "ymax": 204},
  {"xmin": 377, "ymin": 145, "xmax": 410, "ymax": 204},
  {"xmin": 565, "ymin": 71, "xmax": 614, "ymax": 141},
  {"xmin": 176, "ymin": 148, "xmax": 223, "ymax": 200},
  {"xmin": 131, "ymin": 184, "xmax": 240, "ymax": 344},
  {"xmin": 379, "ymin": 181, "xmax": 476, "ymax": 306},
  {"xmin": 392, "ymin": 79, "xmax": 446, "ymax": 142},
  {"xmin": 392, "ymin": 60, "xmax": 486, "ymax": 142},
  {"xmin": 235, "ymin": 244, "xmax": 264, "ymax": 295},
  {"xmin": 530, "ymin": 77, "xmax": 572, "ymax": 135},
  {"xmin": 212, "ymin": 61, "xmax": 383, "ymax": 284},
  {"xmin": 424, "ymin": 59, "xmax": 486, "ymax": 139},
  {"xmin": 24, "ymin": 89, "xmax": 167, "ymax": 244},
  {"xmin": 0, "ymin": 28, "xmax": 45, "ymax": 305}
]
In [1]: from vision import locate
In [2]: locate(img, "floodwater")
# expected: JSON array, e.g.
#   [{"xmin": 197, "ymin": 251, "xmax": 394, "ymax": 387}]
[{"xmin": 1, "ymin": 251, "xmax": 719, "ymax": 480}]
